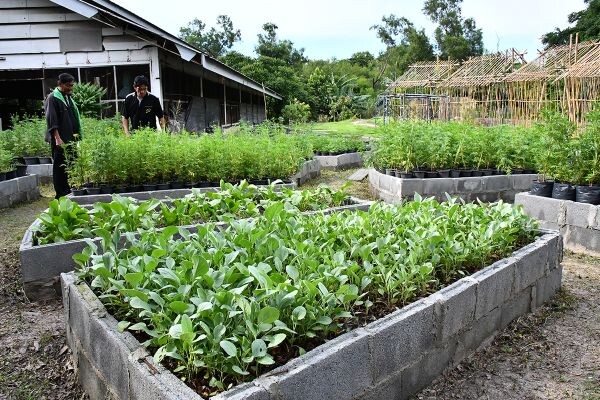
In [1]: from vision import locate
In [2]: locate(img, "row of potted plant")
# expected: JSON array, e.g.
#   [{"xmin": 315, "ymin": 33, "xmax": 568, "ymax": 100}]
[
  {"xmin": 65, "ymin": 126, "xmax": 313, "ymax": 192},
  {"xmin": 73, "ymin": 196, "xmax": 538, "ymax": 394},
  {"xmin": 530, "ymin": 109, "xmax": 600, "ymax": 204},
  {"xmin": 368, "ymin": 120, "xmax": 539, "ymax": 176}
]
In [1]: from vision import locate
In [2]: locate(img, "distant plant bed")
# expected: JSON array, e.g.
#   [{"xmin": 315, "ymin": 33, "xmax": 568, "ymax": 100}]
[
  {"xmin": 73, "ymin": 196, "xmax": 538, "ymax": 397},
  {"xmin": 65, "ymin": 126, "xmax": 312, "ymax": 192},
  {"xmin": 32, "ymin": 182, "xmax": 350, "ymax": 246},
  {"xmin": 0, "ymin": 116, "xmax": 50, "ymax": 160},
  {"xmin": 306, "ymin": 134, "xmax": 368, "ymax": 155},
  {"xmin": 369, "ymin": 120, "xmax": 539, "ymax": 178}
]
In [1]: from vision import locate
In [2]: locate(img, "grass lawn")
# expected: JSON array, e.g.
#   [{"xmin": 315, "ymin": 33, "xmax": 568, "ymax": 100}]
[{"xmin": 300, "ymin": 118, "xmax": 383, "ymax": 137}]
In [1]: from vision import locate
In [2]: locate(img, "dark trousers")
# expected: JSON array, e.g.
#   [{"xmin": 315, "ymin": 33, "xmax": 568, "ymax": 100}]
[{"xmin": 52, "ymin": 144, "xmax": 71, "ymax": 199}]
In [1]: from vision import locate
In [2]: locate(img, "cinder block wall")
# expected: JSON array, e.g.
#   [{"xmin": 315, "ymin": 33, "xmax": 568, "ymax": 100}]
[
  {"xmin": 316, "ymin": 152, "xmax": 364, "ymax": 170},
  {"xmin": 369, "ymin": 169, "xmax": 536, "ymax": 204},
  {"xmin": 62, "ymin": 231, "xmax": 562, "ymax": 400},
  {"xmin": 515, "ymin": 192, "xmax": 600, "ymax": 256},
  {"xmin": 0, "ymin": 175, "xmax": 40, "ymax": 209}
]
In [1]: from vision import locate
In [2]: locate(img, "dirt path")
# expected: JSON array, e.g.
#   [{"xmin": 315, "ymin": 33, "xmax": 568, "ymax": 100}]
[
  {"xmin": 0, "ymin": 186, "xmax": 86, "ymax": 400},
  {"xmin": 0, "ymin": 172, "xmax": 598, "ymax": 399}
]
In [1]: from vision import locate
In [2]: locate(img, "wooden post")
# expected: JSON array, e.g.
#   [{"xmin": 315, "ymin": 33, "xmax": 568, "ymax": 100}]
[{"xmin": 262, "ymin": 83, "xmax": 268, "ymax": 120}]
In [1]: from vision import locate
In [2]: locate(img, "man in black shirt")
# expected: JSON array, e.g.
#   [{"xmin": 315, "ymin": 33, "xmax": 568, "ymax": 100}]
[
  {"xmin": 45, "ymin": 73, "xmax": 82, "ymax": 198},
  {"xmin": 121, "ymin": 75, "xmax": 165, "ymax": 136}
]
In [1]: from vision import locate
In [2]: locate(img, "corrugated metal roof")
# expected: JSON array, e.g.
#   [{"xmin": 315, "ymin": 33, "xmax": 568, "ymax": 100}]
[{"xmin": 48, "ymin": 0, "xmax": 282, "ymax": 99}]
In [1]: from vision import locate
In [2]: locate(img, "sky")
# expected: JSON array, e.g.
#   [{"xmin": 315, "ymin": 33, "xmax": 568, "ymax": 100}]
[{"xmin": 117, "ymin": 0, "xmax": 586, "ymax": 61}]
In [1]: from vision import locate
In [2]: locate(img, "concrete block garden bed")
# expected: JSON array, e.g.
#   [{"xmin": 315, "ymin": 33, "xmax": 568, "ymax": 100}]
[
  {"xmin": 20, "ymin": 198, "xmax": 371, "ymax": 301},
  {"xmin": 315, "ymin": 152, "xmax": 364, "ymax": 170},
  {"xmin": 0, "ymin": 174, "xmax": 40, "ymax": 209},
  {"xmin": 60, "ymin": 230, "xmax": 562, "ymax": 400},
  {"xmin": 515, "ymin": 191, "xmax": 600, "ymax": 256},
  {"xmin": 26, "ymin": 163, "xmax": 53, "ymax": 184},
  {"xmin": 368, "ymin": 168, "xmax": 537, "ymax": 203}
]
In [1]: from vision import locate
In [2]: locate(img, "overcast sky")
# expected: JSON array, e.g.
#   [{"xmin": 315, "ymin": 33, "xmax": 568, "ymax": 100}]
[{"xmin": 117, "ymin": 0, "xmax": 586, "ymax": 61}]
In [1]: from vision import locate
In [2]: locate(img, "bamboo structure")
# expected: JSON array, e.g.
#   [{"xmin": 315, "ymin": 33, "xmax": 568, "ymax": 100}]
[
  {"xmin": 388, "ymin": 60, "xmax": 458, "ymax": 94},
  {"xmin": 441, "ymin": 50, "xmax": 523, "ymax": 123},
  {"xmin": 504, "ymin": 38, "xmax": 599, "ymax": 125},
  {"xmin": 555, "ymin": 40, "xmax": 600, "ymax": 124}
]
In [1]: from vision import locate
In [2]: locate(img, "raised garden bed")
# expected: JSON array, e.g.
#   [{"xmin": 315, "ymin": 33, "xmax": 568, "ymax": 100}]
[
  {"xmin": 0, "ymin": 174, "xmax": 39, "ymax": 209},
  {"xmin": 26, "ymin": 163, "xmax": 53, "ymax": 184},
  {"xmin": 315, "ymin": 152, "xmax": 365, "ymax": 170},
  {"xmin": 516, "ymin": 191, "xmax": 600, "ymax": 256},
  {"xmin": 21, "ymin": 185, "xmax": 370, "ymax": 300},
  {"xmin": 368, "ymin": 168, "xmax": 536, "ymax": 203},
  {"xmin": 61, "ymin": 227, "xmax": 562, "ymax": 400}
]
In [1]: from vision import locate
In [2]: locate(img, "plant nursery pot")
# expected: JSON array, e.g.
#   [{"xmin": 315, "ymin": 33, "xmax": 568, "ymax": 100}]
[
  {"xmin": 22, "ymin": 156, "xmax": 39, "ymax": 165},
  {"xmin": 575, "ymin": 185, "xmax": 600, "ymax": 205},
  {"xmin": 194, "ymin": 181, "xmax": 211, "ymax": 188},
  {"xmin": 385, "ymin": 168, "xmax": 396, "ymax": 176},
  {"xmin": 143, "ymin": 183, "xmax": 158, "ymax": 191},
  {"xmin": 209, "ymin": 181, "xmax": 221, "ymax": 187},
  {"xmin": 184, "ymin": 182, "xmax": 194, "ymax": 189},
  {"xmin": 99, "ymin": 185, "xmax": 113, "ymax": 194},
  {"xmin": 480, "ymin": 169, "xmax": 494, "ymax": 176},
  {"xmin": 156, "ymin": 183, "xmax": 171, "ymax": 190},
  {"xmin": 530, "ymin": 180, "xmax": 554, "ymax": 197},
  {"xmin": 16, "ymin": 164, "xmax": 27, "ymax": 177},
  {"xmin": 450, "ymin": 169, "xmax": 461, "ymax": 178},
  {"xmin": 85, "ymin": 187, "xmax": 101, "ymax": 195},
  {"xmin": 492, "ymin": 169, "xmax": 503, "ymax": 175},
  {"xmin": 0, "ymin": 172, "xmax": 5, "ymax": 182},
  {"xmin": 71, "ymin": 188, "xmax": 87, "ymax": 196},
  {"xmin": 413, "ymin": 171, "xmax": 426, "ymax": 179},
  {"xmin": 170, "ymin": 181, "xmax": 184, "ymax": 189},
  {"xmin": 437, "ymin": 169, "xmax": 451, "ymax": 178},
  {"xmin": 5, "ymin": 170, "xmax": 17, "ymax": 180},
  {"xmin": 425, "ymin": 171, "xmax": 439, "ymax": 178},
  {"xmin": 399, "ymin": 172, "xmax": 414, "ymax": 179},
  {"xmin": 522, "ymin": 169, "xmax": 536, "ymax": 174},
  {"xmin": 471, "ymin": 170, "xmax": 484, "ymax": 177},
  {"xmin": 551, "ymin": 182, "xmax": 576, "ymax": 200},
  {"xmin": 112, "ymin": 185, "xmax": 126, "ymax": 194},
  {"xmin": 459, "ymin": 169, "xmax": 473, "ymax": 177},
  {"xmin": 38, "ymin": 156, "xmax": 53, "ymax": 164},
  {"xmin": 511, "ymin": 169, "xmax": 524, "ymax": 175}
]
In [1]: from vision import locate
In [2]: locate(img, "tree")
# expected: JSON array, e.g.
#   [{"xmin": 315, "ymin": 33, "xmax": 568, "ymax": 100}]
[
  {"xmin": 423, "ymin": 0, "xmax": 483, "ymax": 60},
  {"xmin": 255, "ymin": 23, "xmax": 307, "ymax": 68},
  {"xmin": 542, "ymin": 0, "xmax": 600, "ymax": 47},
  {"xmin": 370, "ymin": 15, "xmax": 435, "ymax": 88},
  {"xmin": 179, "ymin": 15, "xmax": 241, "ymax": 58},
  {"xmin": 306, "ymin": 67, "xmax": 334, "ymax": 118},
  {"xmin": 348, "ymin": 51, "xmax": 375, "ymax": 68}
]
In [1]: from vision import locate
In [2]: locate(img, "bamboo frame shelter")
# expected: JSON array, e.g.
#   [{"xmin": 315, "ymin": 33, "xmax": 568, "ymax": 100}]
[
  {"xmin": 388, "ymin": 60, "xmax": 459, "ymax": 93},
  {"xmin": 440, "ymin": 50, "xmax": 525, "ymax": 123},
  {"xmin": 504, "ymin": 38, "xmax": 600, "ymax": 124},
  {"xmin": 555, "ymin": 41, "xmax": 600, "ymax": 123}
]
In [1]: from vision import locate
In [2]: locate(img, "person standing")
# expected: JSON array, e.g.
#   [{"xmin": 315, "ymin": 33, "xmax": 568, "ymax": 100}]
[
  {"xmin": 45, "ymin": 73, "xmax": 82, "ymax": 199},
  {"xmin": 121, "ymin": 75, "xmax": 165, "ymax": 136}
]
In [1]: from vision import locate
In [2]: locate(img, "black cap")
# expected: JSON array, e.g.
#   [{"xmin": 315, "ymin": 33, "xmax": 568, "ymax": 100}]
[{"xmin": 133, "ymin": 75, "xmax": 149, "ymax": 86}]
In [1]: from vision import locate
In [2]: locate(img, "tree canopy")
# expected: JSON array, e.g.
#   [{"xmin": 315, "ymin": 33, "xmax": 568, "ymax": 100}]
[
  {"xmin": 179, "ymin": 16, "xmax": 241, "ymax": 58},
  {"xmin": 542, "ymin": 0, "xmax": 600, "ymax": 47}
]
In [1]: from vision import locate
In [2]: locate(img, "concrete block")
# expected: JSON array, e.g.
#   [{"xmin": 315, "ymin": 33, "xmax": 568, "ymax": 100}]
[
  {"xmin": 435, "ymin": 278, "xmax": 477, "ymax": 341},
  {"xmin": 471, "ymin": 259, "xmax": 515, "ymax": 320},
  {"xmin": 23, "ymin": 276, "xmax": 61, "ymax": 301},
  {"xmin": 77, "ymin": 350, "xmax": 110, "ymax": 400},
  {"xmin": 510, "ymin": 174, "xmax": 537, "ymax": 191},
  {"xmin": 535, "ymin": 266, "xmax": 563, "ymax": 307},
  {"xmin": 455, "ymin": 305, "xmax": 502, "ymax": 362},
  {"xmin": 0, "ymin": 179, "xmax": 18, "ymax": 197},
  {"xmin": 400, "ymin": 340, "xmax": 457, "ymax": 398},
  {"xmin": 17, "ymin": 175, "xmax": 38, "ymax": 192},
  {"xmin": 474, "ymin": 191, "xmax": 502, "ymax": 203},
  {"xmin": 378, "ymin": 172, "xmax": 395, "ymax": 193},
  {"xmin": 456, "ymin": 177, "xmax": 483, "ymax": 193},
  {"xmin": 213, "ymin": 382, "xmax": 271, "ymax": 400},
  {"xmin": 565, "ymin": 201, "xmax": 597, "ymax": 228},
  {"xmin": 88, "ymin": 315, "xmax": 131, "ymax": 399},
  {"xmin": 399, "ymin": 179, "xmax": 423, "ymax": 199},
  {"xmin": 0, "ymin": 195, "xmax": 9, "ymax": 208},
  {"xmin": 68, "ymin": 282, "xmax": 105, "ymax": 352},
  {"xmin": 20, "ymin": 238, "xmax": 90, "ymax": 283},
  {"xmin": 366, "ymin": 300, "xmax": 436, "ymax": 384},
  {"xmin": 514, "ymin": 193, "xmax": 564, "ymax": 224},
  {"xmin": 356, "ymin": 370, "xmax": 402, "ymax": 400},
  {"xmin": 513, "ymin": 240, "xmax": 550, "ymax": 291},
  {"xmin": 500, "ymin": 287, "xmax": 531, "ymax": 329},
  {"xmin": 482, "ymin": 175, "xmax": 510, "ymax": 192},
  {"xmin": 9, "ymin": 191, "xmax": 27, "ymax": 205},
  {"xmin": 265, "ymin": 329, "xmax": 372, "ymax": 400},
  {"xmin": 128, "ymin": 356, "xmax": 203, "ymax": 400},
  {"xmin": 563, "ymin": 224, "xmax": 600, "ymax": 256},
  {"xmin": 422, "ymin": 178, "xmax": 455, "ymax": 196}
]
